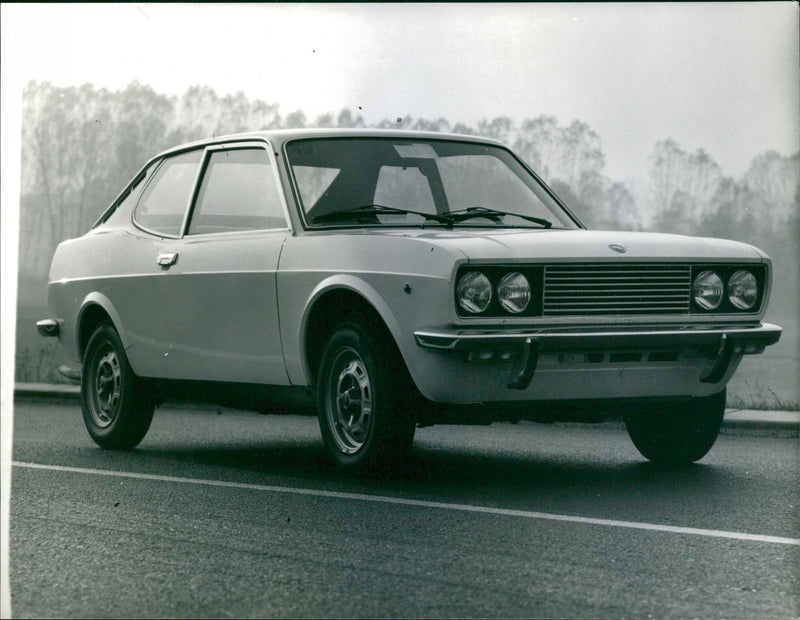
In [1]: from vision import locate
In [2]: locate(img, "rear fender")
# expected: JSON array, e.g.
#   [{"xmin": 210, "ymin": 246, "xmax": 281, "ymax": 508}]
[{"xmin": 77, "ymin": 292, "xmax": 131, "ymax": 361}]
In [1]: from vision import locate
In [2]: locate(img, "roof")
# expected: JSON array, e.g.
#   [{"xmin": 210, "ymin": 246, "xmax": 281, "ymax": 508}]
[{"xmin": 154, "ymin": 127, "xmax": 505, "ymax": 160}]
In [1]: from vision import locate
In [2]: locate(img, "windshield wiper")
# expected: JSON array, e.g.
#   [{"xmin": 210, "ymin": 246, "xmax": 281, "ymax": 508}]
[
  {"xmin": 312, "ymin": 204, "xmax": 553, "ymax": 229},
  {"xmin": 312, "ymin": 204, "xmax": 452, "ymax": 225},
  {"xmin": 444, "ymin": 207, "xmax": 552, "ymax": 228}
]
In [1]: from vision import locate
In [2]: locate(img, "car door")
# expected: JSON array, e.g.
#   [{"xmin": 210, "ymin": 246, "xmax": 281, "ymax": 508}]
[{"xmin": 125, "ymin": 142, "xmax": 291, "ymax": 385}]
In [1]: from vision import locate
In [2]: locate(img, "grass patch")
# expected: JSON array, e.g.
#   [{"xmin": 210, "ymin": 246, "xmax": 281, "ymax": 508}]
[
  {"xmin": 727, "ymin": 380, "xmax": 799, "ymax": 411},
  {"xmin": 15, "ymin": 342, "xmax": 74, "ymax": 384}
]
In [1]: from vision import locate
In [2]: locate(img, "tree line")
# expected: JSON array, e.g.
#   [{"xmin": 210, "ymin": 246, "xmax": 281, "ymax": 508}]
[{"xmin": 18, "ymin": 80, "xmax": 799, "ymax": 306}]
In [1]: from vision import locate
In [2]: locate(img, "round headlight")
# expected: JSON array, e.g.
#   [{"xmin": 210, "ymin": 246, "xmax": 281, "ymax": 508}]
[
  {"xmin": 728, "ymin": 270, "xmax": 758, "ymax": 310},
  {"xmin": 693, "ymin": 270, "xmax": 723, "ymax": 310},
  {"xmin": 457, "ymin": 271, "xmax": 492, "ymax": 313},
  {"xmin": 497, "ymin": 272, "xmax": 531, "ymax": 314}
]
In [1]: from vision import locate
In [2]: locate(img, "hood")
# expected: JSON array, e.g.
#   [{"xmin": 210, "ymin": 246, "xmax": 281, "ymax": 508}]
[{"xmin": 380, "ymin": 228, "xmax": 766, "ymax": 263}]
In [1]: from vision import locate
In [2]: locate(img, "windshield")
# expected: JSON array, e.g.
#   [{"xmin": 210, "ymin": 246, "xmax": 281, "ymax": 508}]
[{"xmin": 285, "ymin": 137, "xmax": 579, "ymax": 229}]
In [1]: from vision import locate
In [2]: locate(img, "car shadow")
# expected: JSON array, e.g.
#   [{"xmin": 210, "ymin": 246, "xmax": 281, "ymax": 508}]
[
  {"xmin": 40, "ymin": 406, "xmax": 748, "ymax": 509},
  {"xmin": 125, "ymin": 431, "xmax": 740, "ymax": 510}
]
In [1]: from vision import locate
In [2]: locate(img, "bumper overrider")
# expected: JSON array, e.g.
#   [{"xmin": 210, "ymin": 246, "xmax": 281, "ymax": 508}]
[{"xmin": 414, "ymin": 323, "xmax": 782, "ymax": 391}]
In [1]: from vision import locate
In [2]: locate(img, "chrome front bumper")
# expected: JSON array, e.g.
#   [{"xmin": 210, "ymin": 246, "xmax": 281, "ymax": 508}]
[{"xmin": 414, "ymin": 323, "xmax": 782, "ymax": 391}]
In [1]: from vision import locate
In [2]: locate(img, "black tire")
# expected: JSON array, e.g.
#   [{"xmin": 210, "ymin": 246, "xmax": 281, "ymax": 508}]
[
  {"xmin": 81, "ymin": 322, "xmax": 155, "ymax": 449},
  {"xmin": 316, "ymin": 322, "xmax": 416, "ymax": 471},
  {"xmin": 624, "ymin": 389, "xmax": 726, "ymax": 466}
]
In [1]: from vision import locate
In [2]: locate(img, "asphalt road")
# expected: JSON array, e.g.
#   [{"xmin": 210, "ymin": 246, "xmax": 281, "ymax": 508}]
[{"xmin": 9, "ymin": 401, "xmax": 799, "ymax": 618}]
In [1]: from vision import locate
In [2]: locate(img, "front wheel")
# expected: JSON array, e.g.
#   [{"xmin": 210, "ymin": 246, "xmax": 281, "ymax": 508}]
[
  {"xmin": 624, "ymin": 389, "xmax": 726, "ymax": 466},
  {"xmin": 317, "ymin": 323, "xmax": 416, "ymax": 471},
  {"xmin": 81, "ymin": 323, "xmax": 155, "ymax": 449}
]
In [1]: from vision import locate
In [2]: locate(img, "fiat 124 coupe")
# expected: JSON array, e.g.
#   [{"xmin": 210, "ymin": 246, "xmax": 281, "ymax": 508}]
[{"xmin": 38, "ymin": 129, "xmax": 782, "ymax": 469}]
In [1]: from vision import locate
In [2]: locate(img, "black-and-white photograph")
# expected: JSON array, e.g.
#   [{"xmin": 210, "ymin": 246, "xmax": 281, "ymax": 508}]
[{"xmin": 1, "ymin": 3, "xmax": 798, "ymax": 618}]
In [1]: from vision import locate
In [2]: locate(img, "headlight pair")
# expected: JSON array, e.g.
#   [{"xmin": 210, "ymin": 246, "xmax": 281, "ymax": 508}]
[
  {"xmin": 457, "ymin": 270, "xmax": 532, "ymax": 315},
  {"xmin": 693, "ymin": 269, "xmax": 759, "ymax": 311}
]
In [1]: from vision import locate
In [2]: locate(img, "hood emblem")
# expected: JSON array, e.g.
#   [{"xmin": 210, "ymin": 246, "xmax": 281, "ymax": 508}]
[{"xmin": 609, "ymin": 244, "xmax": 627, "ymax": 254}]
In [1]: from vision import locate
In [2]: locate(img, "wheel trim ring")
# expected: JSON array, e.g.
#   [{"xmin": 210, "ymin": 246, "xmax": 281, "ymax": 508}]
[
  {"xmin": 91, "ymin": 345, "xmax": 122, "ymax": 428},
  {"xmin": 326, "ymin": 347, "xmax": 373, "ymax": 455}
]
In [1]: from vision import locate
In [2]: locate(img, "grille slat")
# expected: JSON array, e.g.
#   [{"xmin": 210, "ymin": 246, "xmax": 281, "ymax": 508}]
[
  {"xmin": 545, "ymin": 296, "xmax": 690, "ymax": 303},
  {"xmin": 543, "ymin": 264, "xmax": 692, "ymax": 316},
  {"xmin": 547, "ymin": 278, "xmax": 689, "ymax": 284},
  {"xmin": 546, "ymin": 288, "xmax": 689, "ymax": 295}
]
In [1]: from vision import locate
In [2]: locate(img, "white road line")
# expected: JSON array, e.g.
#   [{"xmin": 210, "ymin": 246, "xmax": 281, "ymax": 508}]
[{"xmin": 13, "ymin": 461, "xmax": 800, "ymax": 546}]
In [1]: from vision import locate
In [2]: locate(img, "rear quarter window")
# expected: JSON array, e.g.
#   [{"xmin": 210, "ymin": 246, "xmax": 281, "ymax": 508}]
[{"xmin": 99, "ymin": 164, "xmax": 156, "ymax": 229}]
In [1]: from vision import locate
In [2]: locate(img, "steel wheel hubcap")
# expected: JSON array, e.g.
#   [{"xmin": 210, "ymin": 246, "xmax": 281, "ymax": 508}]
[
  {"xmin": 327, "ymin": 348, "xmax": 372, "ymax": 454},
  {"xmin": 92, "ymin": 346, "xmax": 121, "ymax": 427}
]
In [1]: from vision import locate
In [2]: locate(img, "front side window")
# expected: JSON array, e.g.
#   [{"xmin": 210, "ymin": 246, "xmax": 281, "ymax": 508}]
[
  {"xmin": 188, "ymin": 148, "xmax": 286, "ymax": 235},
  {"xmin": 285, "ymin": 138, "xmax": 579, "ymax": 229},
  {"xmin": 135, "ymin": 150, "xmax": 202, "ymax": 236}
]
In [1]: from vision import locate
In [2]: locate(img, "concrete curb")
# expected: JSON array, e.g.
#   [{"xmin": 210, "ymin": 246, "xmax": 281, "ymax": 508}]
[
  {"xmin": 14, "ymin": 383, "xmax": 80, "ymax": 400},
  {"xmin": 720, "ymin": 409, "xmax": 799, "ymax": 433},
  {"xmin": 13, "ymin": 383, "xmax": 799, "ymax": 434}
]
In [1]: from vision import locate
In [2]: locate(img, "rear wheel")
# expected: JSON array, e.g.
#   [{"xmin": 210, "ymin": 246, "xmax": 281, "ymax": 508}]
[
  {"xmin": 317, "ymin": 322, "xmax": 416, "ymax": 471},
  {"xmin": 624, "ymin": 389, "xmax": 725, "ymax": 466},
  {"xmin": 81, "ymin": 323, "xmax": 154, "ymax": 449}
]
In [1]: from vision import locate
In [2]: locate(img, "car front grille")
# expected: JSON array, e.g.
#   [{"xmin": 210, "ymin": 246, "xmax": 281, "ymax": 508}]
[{"xmin": 542, "ymin": 263, "xmax": 692, "ymax": 316}]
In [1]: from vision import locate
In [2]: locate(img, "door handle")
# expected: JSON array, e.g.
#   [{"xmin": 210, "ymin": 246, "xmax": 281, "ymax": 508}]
[{"xmin": 157, "ymin": 252, "xmax": 178, "ymax": 267}]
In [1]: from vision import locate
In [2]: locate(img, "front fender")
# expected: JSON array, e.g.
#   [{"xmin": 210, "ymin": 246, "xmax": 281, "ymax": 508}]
[
  {"xmin": 280, "ymin": 270, "xmax": 453, "ymax": 388},
  {"xmin": 294, "ymin": 275, "xmax": 407, "ymax": 385}
]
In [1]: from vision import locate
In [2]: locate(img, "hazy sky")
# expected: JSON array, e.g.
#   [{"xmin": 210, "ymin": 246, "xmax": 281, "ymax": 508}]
[{"xmin": 2, "ymin": 2, "xmax": 798, "ymax": 181}]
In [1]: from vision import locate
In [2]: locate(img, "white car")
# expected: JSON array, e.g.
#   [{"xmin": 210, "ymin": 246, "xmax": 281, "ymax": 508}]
[{"xmin": 38, "ymin": 129, "xmax": 782, "ymax": 470}]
